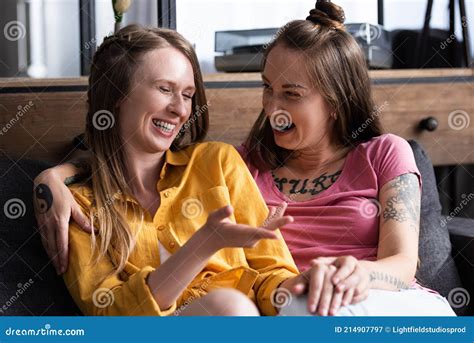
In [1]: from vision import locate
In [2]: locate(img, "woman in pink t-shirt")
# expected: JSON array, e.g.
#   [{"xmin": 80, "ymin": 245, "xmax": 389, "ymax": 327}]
[
  {"xmin": 237, "ymin": 1, "xmax": 454, "ymax": 316},
  {"xmin": 34, "ymin": 1, "xmax": 455, "ymax": 316}
]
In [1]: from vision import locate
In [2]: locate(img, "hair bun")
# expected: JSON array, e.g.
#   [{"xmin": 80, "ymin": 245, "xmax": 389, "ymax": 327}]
[{"xmin": 306, "ymin": 0, "xmax": 345, "ymax": 29}]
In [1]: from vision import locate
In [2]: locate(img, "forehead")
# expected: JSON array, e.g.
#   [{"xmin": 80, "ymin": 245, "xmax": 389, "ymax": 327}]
[
  {"xmin": 134, "ymin": 47, "xmax": 195, "ymax": 86},
  {"xmin": 264, "ymin": 45, "xmax": 313, "ymax": 86}
]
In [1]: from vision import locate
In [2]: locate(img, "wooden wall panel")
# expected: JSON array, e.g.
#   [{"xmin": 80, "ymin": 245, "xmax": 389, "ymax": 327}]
[
  {"xmin": 373, "ymin": 82, "xmax": 473, "ymax": 166},
  {"xmin": 0, "ymin": 91, "xmax": 87, "ymax": 163},
  {"xmin": 0, "ymin": 70, "xmax": 472, "ymax": 165}
]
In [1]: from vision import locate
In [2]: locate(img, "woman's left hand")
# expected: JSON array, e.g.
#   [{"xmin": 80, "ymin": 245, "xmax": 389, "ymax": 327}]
[
  {"xmin": 312, "ymin": 256, "xmax": 371, "ymax": 309},
  {"xmin": 279, "ymin": 261, "xmax": 340, "ymax": 316},
  {"xmin": 280, "ymin": 255, "xmax": 370, "ymax": 316}
]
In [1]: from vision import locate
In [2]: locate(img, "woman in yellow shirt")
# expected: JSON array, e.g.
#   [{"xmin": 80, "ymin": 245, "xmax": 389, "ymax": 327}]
[{"xmin": 39, "ymin": 25, "xmax": 299, "ymax": 316}]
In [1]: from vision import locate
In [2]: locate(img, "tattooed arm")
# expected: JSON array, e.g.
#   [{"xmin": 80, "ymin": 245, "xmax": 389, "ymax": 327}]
[
  {"xmin": 358, "ymin": 173, "xmax": 421, "ymax": 291},
  {"xmin": 33, "ymin": 150, "xmax": 93, "ymax": 275},
  {"xmin": 306, "ymin": 172, "xmax": 421, "ymax": 313},
  {"xmin": 37, "ymin": 150, "xmax": 92, "ymax": 186},
  {"xmin": 64, "ymin": 158, "xmax": 91, "ymax": 185}
]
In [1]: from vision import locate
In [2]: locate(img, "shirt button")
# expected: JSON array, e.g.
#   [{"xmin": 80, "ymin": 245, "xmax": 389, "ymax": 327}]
[
  {"xmin": 158, "ymin": 225, "xmax": 166, "ymax": 231},
  {"xmin": 169, "ymin": 242, "xmax": 176, "ymax": 249},
  {"xmin": 164, "ymin": 191, "xmax": 171, "ymax": 198}
]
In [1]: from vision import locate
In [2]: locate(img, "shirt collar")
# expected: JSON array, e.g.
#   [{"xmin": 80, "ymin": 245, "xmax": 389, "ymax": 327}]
[
  {"xmin": 165, "ymin": 147, "xmax": 190, "ymax": 166},
  {"xmin": 86, "ymin": 148, "xmax": 191, "ymax": 205}
]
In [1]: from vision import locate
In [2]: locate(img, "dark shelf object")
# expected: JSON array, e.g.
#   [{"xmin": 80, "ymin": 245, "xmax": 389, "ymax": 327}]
[
  {"xmin": 378, "ymin": 0, "xmax": 384, "ymax": 26},
  {"xmin": 158, "ymin": 0, "xmax": 176, "ymax": 29},
  {"xmin": 79, "ymin": 0, "xmax": 96, "ymax": 76},
  {"xmin": 419, "ymin": 117, "xmax": 439, "ymax": 132},
  {"xmin": 417, "ymin": 0, "xmax": 471, "ymax": 67},
  {"xmin": 73, "ymin": 133, "xmax": 88, "ymax": 151}
]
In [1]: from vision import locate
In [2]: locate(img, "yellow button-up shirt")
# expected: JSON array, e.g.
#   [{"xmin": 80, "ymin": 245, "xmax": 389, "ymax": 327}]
[{"xmin": 63, "ymin": 142, "xmax": 298, "ymax": 316}]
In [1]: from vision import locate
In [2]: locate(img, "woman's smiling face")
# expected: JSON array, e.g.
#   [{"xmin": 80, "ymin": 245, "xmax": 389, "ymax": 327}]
[
  {"xmin": 262, "ymin": 44, "xmax": 335, "ymax": 152},
  {"xmin": 118, "ymin": 46, "xmax": 196, "ymax": 154}
]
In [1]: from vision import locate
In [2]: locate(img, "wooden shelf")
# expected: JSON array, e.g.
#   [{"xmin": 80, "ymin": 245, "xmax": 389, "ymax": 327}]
[
  {"xmin": 1, "ymin": 68, "xmax": 472, "ymax": 88},
  {"xmin": 0, "ymin": 68, "xmax": 472, "ymax": 165}
]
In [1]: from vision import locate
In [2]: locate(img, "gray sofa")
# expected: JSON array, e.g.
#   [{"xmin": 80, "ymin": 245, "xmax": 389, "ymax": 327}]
[{"xmin": 0, "ymin": 140, "xmax": 472, "ymax": 316}]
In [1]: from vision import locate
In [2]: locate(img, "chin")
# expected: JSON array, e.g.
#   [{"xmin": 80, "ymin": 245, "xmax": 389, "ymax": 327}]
[
  {"xmin": 274, "ymin": 142, "xmax": 297, "ymax": 152},
  {"xmin": 273, "ymin": 135, "xmax": 298, "ymax": 150},
  {"xmin": 143, "ymin": 139, "xmax": 173, "ymax": 154}
]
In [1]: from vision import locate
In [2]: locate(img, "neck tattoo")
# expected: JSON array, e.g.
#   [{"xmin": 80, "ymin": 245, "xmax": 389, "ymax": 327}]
[{"xmin": 271, "ymin": 169, "xmax": 342, "ymax": 196}]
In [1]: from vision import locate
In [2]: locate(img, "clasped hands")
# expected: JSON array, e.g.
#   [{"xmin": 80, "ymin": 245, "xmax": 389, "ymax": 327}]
[{"xmin": 280, "ymin": 255, "xmax": 371, "ymax": 316}]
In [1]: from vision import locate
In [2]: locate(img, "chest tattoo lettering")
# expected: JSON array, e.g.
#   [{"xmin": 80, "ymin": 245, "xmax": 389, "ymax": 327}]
[{"xmin": 272, "ymin": 170, "xmax": 342, "ymax": 196}]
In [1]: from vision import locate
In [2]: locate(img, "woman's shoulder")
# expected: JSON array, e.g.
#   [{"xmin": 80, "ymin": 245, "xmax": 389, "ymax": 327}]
[
  {"xmin": 185, "ymin": 140, "xmax": 236, "ymax": 152},
  {"xmin": 354, "ymin": 134, "xmax": 420, "ymax": 187},
  {"xmin": 183, "ymin": 141, "xmax": 242, "ymax": 163},
  {"xmin": 355, "ymin": 133, "xmax": 411, "ymax": 157},
  {"xmin": 68, "ymin": 183, "xmax": 94, "ymax": 209}
]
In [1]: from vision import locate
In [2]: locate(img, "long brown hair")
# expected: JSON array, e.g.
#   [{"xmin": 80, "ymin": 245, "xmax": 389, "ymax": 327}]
[
  {"xmin": 245, "ymin": 0, "xmax": 383, "ymax": 170},
  {"xmin": 84, "ymin": 25, "xmax": 208, "ymax": 278}
]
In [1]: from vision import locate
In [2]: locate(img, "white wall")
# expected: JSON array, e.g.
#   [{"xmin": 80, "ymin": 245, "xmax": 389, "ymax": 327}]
[
  {"xmin": 40, "ymin": 0, "xmax": 80, "ymax": 77},
  {"xmin": 26, "ymin": 0, "xmax": 474, "ymax": 77},
  {"xmin": 176, "ymin": 0, "xmax": 474, "ymax": 73}
]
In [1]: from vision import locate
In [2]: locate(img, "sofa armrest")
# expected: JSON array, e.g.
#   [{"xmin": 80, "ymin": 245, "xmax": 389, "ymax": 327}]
[{"xmin": 447, "ymin": 217, "xmax": 474, "ymax": 315}]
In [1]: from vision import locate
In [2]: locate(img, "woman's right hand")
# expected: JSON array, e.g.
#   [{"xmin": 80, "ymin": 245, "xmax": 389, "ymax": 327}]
[
  {"xmin": 201, "ymin": 202, "xmax": 293, "ymax": 251},
  {"xmin": 33, "ymin": 169, "xmax": 92, "ymax": 275}
]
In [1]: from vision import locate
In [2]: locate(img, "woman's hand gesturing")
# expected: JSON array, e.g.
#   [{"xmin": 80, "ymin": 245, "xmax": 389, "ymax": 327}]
[{"xmin": 201, "ymin": 202, "xmax": 293, "ymax": 251}]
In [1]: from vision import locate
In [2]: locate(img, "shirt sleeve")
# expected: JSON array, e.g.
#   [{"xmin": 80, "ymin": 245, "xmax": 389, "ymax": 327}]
[
  {"xmin": 234, "ymin": 144, "xmax": 247, "ymax": 158},
  {"xmin": 233, "ymin": 144, "xmax": 260, "ymax": 179},
  {"xmin": 372, "ymin": 134, "xmax": 422, "ymax": 190},
  {"xmin": 220, "ymin": 144, "xmax": 299, "ymax": 316},
  {"xmin": 62, "ymin": 190, "xmax": 177, "ymax": 316}
]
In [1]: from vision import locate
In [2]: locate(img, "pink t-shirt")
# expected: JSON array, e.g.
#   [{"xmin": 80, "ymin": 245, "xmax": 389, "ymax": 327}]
[{"xmin": 238, "ymin": 134, "xmax": 422, "ymax": 272}]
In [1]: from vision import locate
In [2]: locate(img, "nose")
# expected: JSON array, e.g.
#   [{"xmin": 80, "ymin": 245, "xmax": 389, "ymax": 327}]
[
  {"xmin": 263, "ymin": 93, "xmax": 281, "ymax": 118},
  {"xmin": 168, "ymin": 93, "xmax": 189, "ymax": 119}
]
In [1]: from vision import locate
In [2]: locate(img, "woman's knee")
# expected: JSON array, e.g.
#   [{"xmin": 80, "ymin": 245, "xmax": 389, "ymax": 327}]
[{"xmin": 202, "ymin": 288, "xmax": 260, "ymax": 316}]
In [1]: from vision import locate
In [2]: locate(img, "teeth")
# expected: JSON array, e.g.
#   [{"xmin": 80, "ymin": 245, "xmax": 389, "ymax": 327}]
[
  {"xmin": 152, "ymin": 119, "xmax": 176, "ymax": 132},
  {"xmin": 275, "ymin": 123, "xmax": 294, "ymax": 132}
]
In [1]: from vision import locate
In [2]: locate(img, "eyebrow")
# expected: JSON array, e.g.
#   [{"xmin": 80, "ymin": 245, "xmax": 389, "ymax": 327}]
[
  {"xmin": 261, "ymin": 75, "xmax": 307, "ymax": 89},
  {"xmin": 152, "ymin": 78, "xmax": 196, "ymax": 91}
]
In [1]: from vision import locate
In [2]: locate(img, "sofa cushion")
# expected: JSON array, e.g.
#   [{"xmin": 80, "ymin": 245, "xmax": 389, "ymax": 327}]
[
  {"xmin": 0, "ymin": 144, "xmax": 468, "ymax": 316},
  {"xmin": 447, "ymin": 216, "xmax": 474, "ymax": 315},
  {"xmin": 408, "ymin": 140, "xmax": 464, "ymax": 315},
  {"xmin": 0, "ymin": 159, "xmax": 80, "ymax": 315}
]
